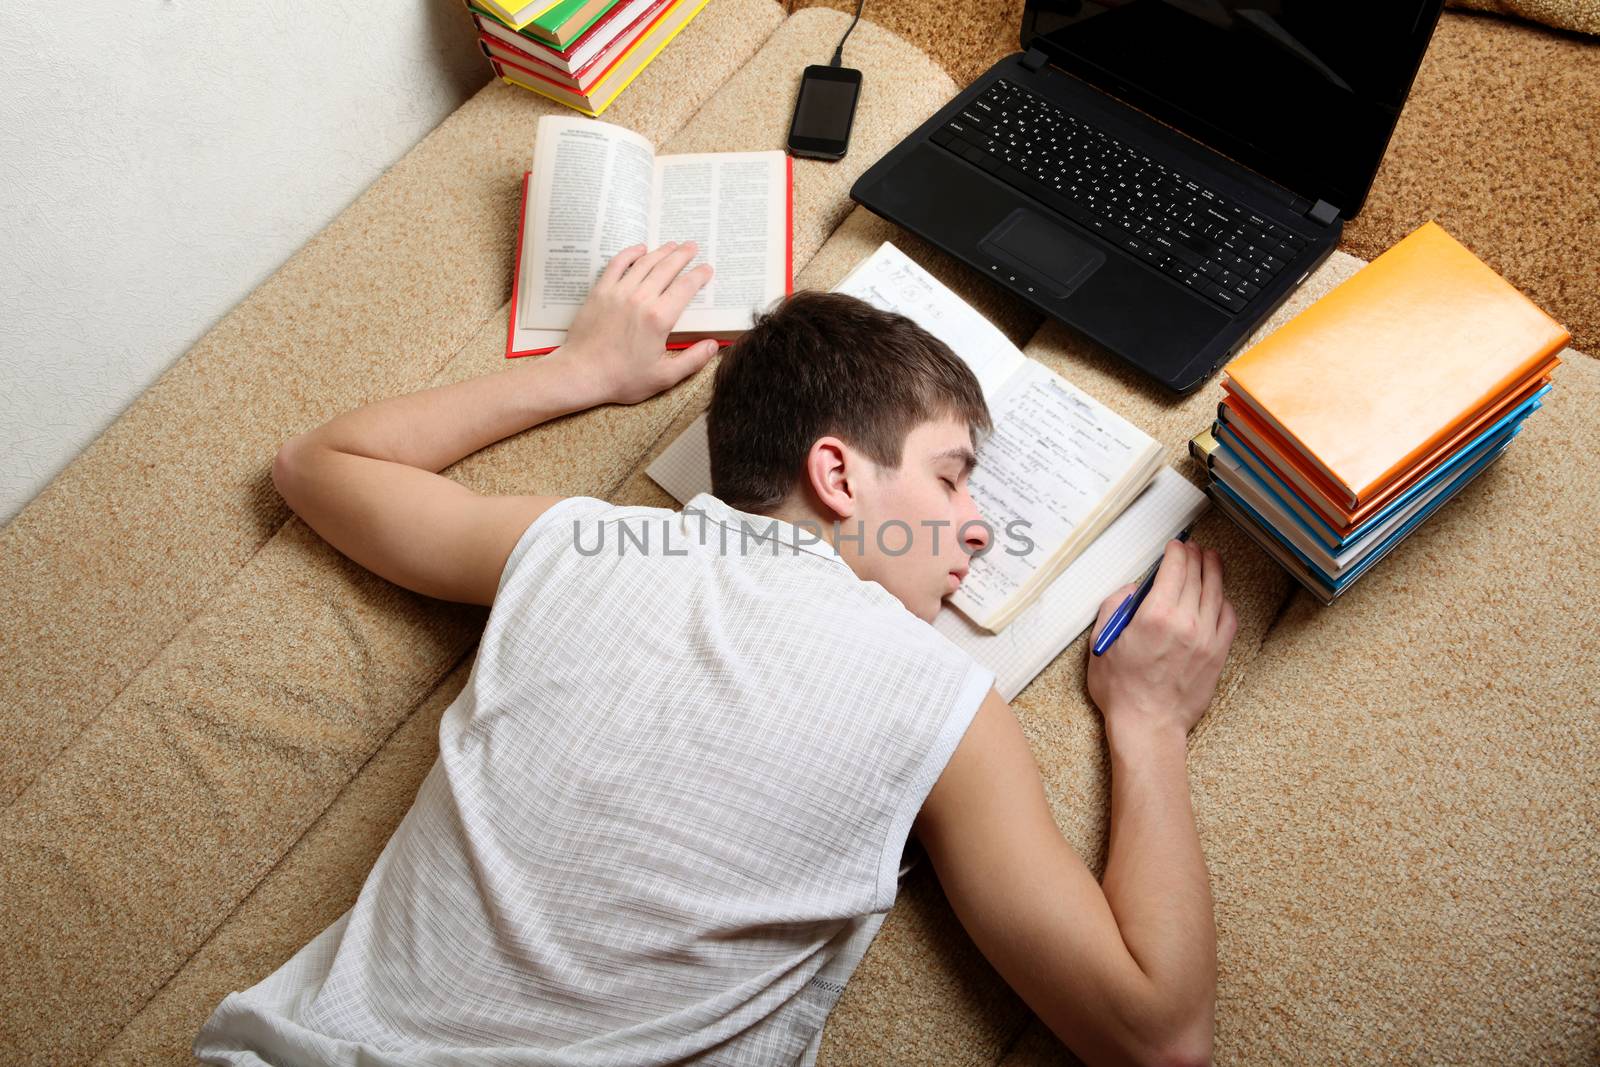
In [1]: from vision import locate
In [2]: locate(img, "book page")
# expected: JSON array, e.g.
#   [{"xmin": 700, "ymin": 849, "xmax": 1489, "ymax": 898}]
[
  {"xmin": 948, "ymin": 359, "xmax": 1157, "ymax": 631},
  {"xmin": 650, "ymin": 151, "xmax": 788, "ymax": 334},
  {"xmin": 520, "ymin": 115, "xmax": 656, "ymax": 331},
  {"xmin": 830, "ymin": 243, "xmax": 1026, "ymax": 401}
]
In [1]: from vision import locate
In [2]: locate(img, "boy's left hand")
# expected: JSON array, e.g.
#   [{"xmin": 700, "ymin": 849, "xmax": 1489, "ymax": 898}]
[{"xmin": 552, "ymin": 240, "xmax": 719, "ymax": 406}]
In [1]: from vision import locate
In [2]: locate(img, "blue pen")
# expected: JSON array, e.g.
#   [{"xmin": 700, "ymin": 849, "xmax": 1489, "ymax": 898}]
[{"xmin": 1092, "ymin": 529, "xmax": 1192, "ymax": 657}]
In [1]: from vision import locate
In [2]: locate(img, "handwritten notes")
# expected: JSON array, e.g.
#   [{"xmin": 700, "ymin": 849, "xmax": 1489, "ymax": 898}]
[
  {"xmin": 832, "ymin": 245, "xmax": 1025, "ymax": 400},
  {"xmin": 951, "ymin": 360, "xmax": 1151, "ymax": 623}
]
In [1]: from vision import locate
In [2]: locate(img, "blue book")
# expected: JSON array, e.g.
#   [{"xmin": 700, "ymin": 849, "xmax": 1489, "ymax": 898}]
[
  {"xmin": 1213, "ymin": 383, "xmax": 1550, "ymax": 553},
  {"xmin": 1213, "ymin": 411, "xmax": 1526, "ymax": 566},
  {"xmin": 1207, "ymin": 432, "xmax": 1519, "ymax": 597}
]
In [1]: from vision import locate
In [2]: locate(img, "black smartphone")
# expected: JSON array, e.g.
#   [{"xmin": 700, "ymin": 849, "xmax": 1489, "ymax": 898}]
[{"xmin": 786, "ymin": 64, "xmax": 862, "ymax": 161}]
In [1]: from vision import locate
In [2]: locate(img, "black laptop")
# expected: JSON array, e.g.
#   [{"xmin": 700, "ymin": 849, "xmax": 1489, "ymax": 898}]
[{"xmin": 850, "ymin": 0, "xmax": 1446, "ymax": 393}]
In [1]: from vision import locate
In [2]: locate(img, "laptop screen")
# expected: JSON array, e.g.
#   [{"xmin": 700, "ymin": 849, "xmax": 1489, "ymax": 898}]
[{"xmin": 1020, "ymin": 0, "xmax": 1444, "ymax": 219}]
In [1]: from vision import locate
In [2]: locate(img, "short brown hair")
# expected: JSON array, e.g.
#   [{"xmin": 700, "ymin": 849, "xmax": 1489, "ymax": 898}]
[{"xmin": 707, "ymin": 289, "xmax": 992, "ymax": 513}]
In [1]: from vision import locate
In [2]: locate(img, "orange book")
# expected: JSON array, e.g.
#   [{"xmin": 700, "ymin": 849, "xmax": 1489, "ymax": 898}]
[
  {"xmin": 1218, "ymin": 373, "xmax": 1550, "ymax": 535},
  {"xmin": 1222, "ymin": 221, "xmax": 1568, "ymax": 511},
  {"xmin": 1219, "ymin": 372, "xmax": 1550, "ymax": 531}
]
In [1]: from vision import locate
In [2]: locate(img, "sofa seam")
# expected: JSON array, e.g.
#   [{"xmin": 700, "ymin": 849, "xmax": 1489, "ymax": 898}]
[
  {"xmin": 0, "ymin": 501, "xmax": 301, "ymax": 813},
  {"xmin": 990, "ymin": 1013, "xmax": 1042, "ymax": 1064}
]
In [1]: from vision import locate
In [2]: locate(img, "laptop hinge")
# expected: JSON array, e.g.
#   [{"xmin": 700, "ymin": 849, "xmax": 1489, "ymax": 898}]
[
  {"xmin": 1306, "ymin": 198, "xmax": 1340, "ymax": 226},
  {"xmin": 1020, "ymin": 47, "xmax": 1049, "ymax": 73}
]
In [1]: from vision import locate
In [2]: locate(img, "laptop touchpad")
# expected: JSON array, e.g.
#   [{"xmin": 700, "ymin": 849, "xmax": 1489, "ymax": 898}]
[{"xmin": 978, "ymin": 208, "xmax": 1105, "ymax": 299}]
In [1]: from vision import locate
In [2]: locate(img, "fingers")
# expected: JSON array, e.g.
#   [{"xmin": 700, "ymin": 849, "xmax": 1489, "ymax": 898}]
[
  {"xmin": 639, "ymin": 241, "xmax": 702, "ymax": 295},
  {"xmin": 1177, "ymin": 540, "xmax": 1203, "ymax": 618},
  {"xmin": 1147, "ymin": 539, "xmax": 1189, "ymax": 610},
  {"xmin": 618, "ymin": 240, "xmax": 701, "ymax": 296},
  {"xmin": 675, "ymin": 337, "xmax": 721, "ymax": 375},
  {"xmin": 1218, "ymin": 598, "xmax": 1239, "ymax": 647},
  {"xmin": 618, "ymin": 241, "xmax": 681, "ymax": 289},
  {"xmin": 661, "ymin": 261, "xmax": 714, "ymax": 319},
  {"xmin": 647, "ymin": 338, "xmax": 720, "ymax": 394},
  {"xmin": 1198, "ymin": 545, "xmax": 1224, "ymax": 632},
  {"xmin": 598, "ymin": 243, "xmax": 647, "ymax": 288}
]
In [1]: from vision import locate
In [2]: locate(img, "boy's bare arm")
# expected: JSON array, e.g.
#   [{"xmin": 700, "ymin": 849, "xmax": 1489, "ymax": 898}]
[
  {"xmin": 915, "ymin": 540, "xmax": 1235, "ymax": 1067},
  {"xmin": 1090, "ymin": 540, "xmax": 1234, "ymax": 1052},
  {"xmin": 272, "ymin": 242, "xmax": 717, "ymax": 605},
  {"xmin": 1100, "ymin": 716, "xmax": 1216, "ymax": 1060}
]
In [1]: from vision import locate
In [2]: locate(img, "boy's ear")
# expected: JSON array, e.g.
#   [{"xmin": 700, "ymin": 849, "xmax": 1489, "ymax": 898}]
[{"xmin": 805, "ymin": 435, "xmax": 861, "ymax": 521}]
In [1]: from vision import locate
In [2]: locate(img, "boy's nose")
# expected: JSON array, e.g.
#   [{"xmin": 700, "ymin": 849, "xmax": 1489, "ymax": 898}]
[{"xmin": 960, "ymin": 499, "xmax": 991, "ymax": 554}]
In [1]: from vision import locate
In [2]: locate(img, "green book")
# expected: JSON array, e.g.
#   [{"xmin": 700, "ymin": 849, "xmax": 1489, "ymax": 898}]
[{"xmin": 469, "ymin": 0, "xmax": 624, "ymax": 48}]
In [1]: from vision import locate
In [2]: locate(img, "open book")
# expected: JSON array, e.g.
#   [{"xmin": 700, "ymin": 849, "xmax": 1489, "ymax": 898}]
[
  {"xmin": 507, "ymin": 115, "xmax": 793, "ymax": 358},
  {"xmin": 645, "ymin": 243, "xmax": 1207, "ymax": 699}
]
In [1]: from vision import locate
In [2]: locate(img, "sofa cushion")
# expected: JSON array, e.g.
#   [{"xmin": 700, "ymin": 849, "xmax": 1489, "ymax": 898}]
[{"xmin": 1447, "ymin": 0, "xmax": 1600, "ymax": 36}]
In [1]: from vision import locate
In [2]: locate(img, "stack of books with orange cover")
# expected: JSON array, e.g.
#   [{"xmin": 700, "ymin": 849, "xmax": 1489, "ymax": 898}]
[
  {"xmin": 1189, "ymin": 221, "xmax": 1569, "ymax": 603},
  {"xmin": 467, "ymin": 0, "xmax": 709, "ymax": 116}
]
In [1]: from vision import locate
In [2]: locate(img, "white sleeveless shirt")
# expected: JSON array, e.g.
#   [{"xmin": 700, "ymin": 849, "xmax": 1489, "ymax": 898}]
[{"xmin": 195, "ymin": 493, "xmax": 994, "ymax": 1066}]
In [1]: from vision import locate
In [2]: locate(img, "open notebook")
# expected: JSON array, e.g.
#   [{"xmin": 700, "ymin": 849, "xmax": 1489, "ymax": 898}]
[{"xmin": 646, "ymin": 242, "xmax": 1206, "ymax": 700}]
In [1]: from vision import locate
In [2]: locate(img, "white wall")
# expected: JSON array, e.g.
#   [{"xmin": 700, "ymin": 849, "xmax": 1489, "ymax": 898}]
[{"xmin": 0, "ymin": 1, "xmax": 491, "ymax": 525}]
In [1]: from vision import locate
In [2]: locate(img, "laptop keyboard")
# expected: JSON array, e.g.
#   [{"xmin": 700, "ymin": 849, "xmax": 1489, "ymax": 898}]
[{"xmin": 930, "ymin": 78, "xmax": 1310, "ymax": 313}]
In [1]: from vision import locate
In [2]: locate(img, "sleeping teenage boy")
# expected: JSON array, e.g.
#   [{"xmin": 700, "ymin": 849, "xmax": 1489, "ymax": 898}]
[{"xmin": 196, "ymin": 239, "xmax": 1236, "ymax": 1067}]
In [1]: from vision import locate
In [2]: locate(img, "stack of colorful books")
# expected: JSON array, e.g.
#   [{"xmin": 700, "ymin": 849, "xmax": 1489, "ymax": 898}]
[
  {"xmin": 1189, "ymin": 221, "xmax": 1569, "ymax": 604},
  {"xmin": 468, "ymin": 0, "xmax": 709, "ymax": 116}
]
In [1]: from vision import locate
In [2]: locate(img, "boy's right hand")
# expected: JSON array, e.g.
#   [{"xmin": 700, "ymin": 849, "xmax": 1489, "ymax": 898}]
[
  {"xmin": 1086, "ymin": 539, "xmax": 1238, "ymax": 742},
  {"xmin": 554, "ymin": 241, "xmax": 718, "ymax": 407}
]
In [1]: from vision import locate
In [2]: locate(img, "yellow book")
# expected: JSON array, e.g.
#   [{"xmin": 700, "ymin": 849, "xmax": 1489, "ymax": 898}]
[{"xmin": 476, "ymin": 0, "xmax": 569, "ymax": 33}]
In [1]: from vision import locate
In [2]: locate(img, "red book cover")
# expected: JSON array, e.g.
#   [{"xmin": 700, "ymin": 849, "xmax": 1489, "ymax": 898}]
[
  {"xmin": 480, "ymin": 37, "xmax": 577, "ymax": 89},
  {"xmin": 506, "ymin": 171, "xmax": 540, "ymax": 359}
]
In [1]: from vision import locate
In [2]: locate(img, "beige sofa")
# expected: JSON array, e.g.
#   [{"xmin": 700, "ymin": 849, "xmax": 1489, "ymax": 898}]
[{"xmin": 2, "ymin": 2, "xmax": 1595, "ymax": 1063}]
